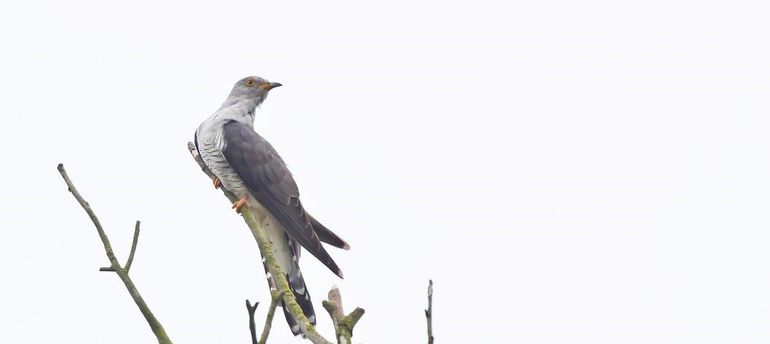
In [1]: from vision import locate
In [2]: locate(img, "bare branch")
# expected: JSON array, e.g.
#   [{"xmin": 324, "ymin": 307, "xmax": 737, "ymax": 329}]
[
  {"xmin": 425, "ymin": 279, "xmax": 434, "ymax": 344},
  {"xmin": 188, "ymin": 142, "xmax": 334, "ymax": 344},
  {"xmin": 328, "ymin": 287, "xmax": 344, "ymax": 329},
  {"xmin": 340, "ymin": 307, "xmax": 365, "ymax": 337},
  {"xmin": 321, "ymin": 300, "xmax": 338, "ymax": 332},
  {"xmin": 246, "ymin": 300, "xmax": 259, "ymax": 344},
  {"xmin": 58, "ymin": 163, "xmax": 172, "ymax": 344},
  {"xmin": 258, "ymin": 290, "xmax": 285, "ymax": 344},
  {"xmin": 125, "ymin": 221, "xmax": 141, "ymax": 272},
  {"xmin": 322, "ymin": 287, "xmax": 365, "ymax": 344}
]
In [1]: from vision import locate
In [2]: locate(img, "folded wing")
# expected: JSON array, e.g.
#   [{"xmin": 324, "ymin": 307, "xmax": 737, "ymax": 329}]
[{"xmin": 222, "ymin": 120, "xmax": 343, "ymax": 278}]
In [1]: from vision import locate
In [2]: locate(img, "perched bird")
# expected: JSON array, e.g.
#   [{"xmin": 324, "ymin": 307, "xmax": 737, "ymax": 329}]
[{"xmin": 194, "ymin": 76, "xmax": 349, "ymax": 335}]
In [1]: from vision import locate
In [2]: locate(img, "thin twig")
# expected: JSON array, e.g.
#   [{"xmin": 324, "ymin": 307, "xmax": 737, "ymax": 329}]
[
  {"xmin": 246, "ymin": 300, "xmax": 259, "ymax": 344},
  {"xmin": 125, "ymin": 221, "xmax": 141, "ymax": 272},
  {"xmin": 259, "ymin": 290, "xmax": 285, "ymax": 344},
  {"xmin": 425, "ymin": 279, "xmax": 434, "ymax": 344},
  {"xmin": 58, "ymin": 164, "xmax": 172, "ymax": 344},
  {"xmin": 188, "ymin": 142, "xmax": 334, "ymax": 344}
]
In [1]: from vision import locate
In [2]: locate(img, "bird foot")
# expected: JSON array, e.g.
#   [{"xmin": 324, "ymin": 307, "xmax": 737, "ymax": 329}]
[
  {"xmin": 213, "ymin": 177, "xmax": 222, "ymax": 189},
  {"xmin": 232, "ymin": 195, "xmax": 249, "ymax": 213}
]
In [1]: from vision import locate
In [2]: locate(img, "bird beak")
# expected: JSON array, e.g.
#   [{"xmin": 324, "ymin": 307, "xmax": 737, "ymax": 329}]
[{"xmin": 258, "ymin": 82, "xmax": 283, "ymax": 91}]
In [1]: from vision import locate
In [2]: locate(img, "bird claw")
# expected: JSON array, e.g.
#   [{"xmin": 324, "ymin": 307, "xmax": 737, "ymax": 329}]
[
  {"xmin": 213, "ymin": 177, "xmax": 222, "ymax": 189},
  {"xmin": 232, "ymin": 195, "xmax": 248, "ymax": 213}
]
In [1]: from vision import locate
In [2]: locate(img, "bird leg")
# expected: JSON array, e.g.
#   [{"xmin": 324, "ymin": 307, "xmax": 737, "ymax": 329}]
[
  {"xmin": 213, "ymin": 177, "xmax": 222, "ymax": 189},
  {"xmin": 232, "ymin": 194, "xmax": 249, "ymax": 213}
]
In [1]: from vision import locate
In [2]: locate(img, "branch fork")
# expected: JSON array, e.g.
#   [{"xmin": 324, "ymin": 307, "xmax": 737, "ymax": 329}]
[
  {"xmin": 58, "ymin": 164, "xmax": 172, "ymax": 344},
  {"xmin": 322, "ymin": 287, "xmax": 365, "ymax": 344}
]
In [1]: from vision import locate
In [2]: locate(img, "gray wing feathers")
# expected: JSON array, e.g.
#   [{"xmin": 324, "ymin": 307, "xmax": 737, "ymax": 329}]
[
  {"xmin": 222, "ymin": 120, "xmax": 343, "ymax": 278},
  {"xmin": 309, "ymin": 215, "xmax": 350, "ymax": 250}
]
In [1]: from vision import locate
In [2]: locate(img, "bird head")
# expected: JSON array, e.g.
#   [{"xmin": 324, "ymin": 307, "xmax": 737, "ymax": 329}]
[{"xmin": 226, "ymin": 76, "xmax": 282, "ymax": 108}]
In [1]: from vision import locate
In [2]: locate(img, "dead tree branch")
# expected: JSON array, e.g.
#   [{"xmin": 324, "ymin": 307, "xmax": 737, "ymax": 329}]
[
  {"xmin": 246, "ymin": 300, "xmax": 259, "ymax": 344},
  {"xmin": 124, "ymin": 220, "xmax": 141, "ymax": 272},
  {"xmin": 258, "ymin": 290, "xmax": 285, "ymax": 344},
  {"xmin": 247, "ymin": 290, "xmax": 286, "ymax": 344},
  {"xmin": 322, "ymin": 287, "xmax": 365, "ymax": 344},
  {"xmin": 57, "ymin": 164, "xmax": 172, "ymax": 344},
  {"xmin": 425, "ymin": 279, "xmax": 434, "ymax": 344}
]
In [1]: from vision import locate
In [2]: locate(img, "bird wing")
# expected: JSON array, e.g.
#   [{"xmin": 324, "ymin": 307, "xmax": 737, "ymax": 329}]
[
  {"xmin": 309, "ymin": 214, "xmax": 350, "ymax": 250},
  {"xmin": 221, "ymin": 120, "xmax": 343, "ymax": 278}
]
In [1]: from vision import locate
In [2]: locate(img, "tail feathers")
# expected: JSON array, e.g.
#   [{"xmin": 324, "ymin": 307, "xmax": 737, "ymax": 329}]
[
  {"xmin": 309, "ymin": 214, "xmax": 350, "ymax": 250},
  {"xmin": 281, "ymin": 270, "xmax": 316, "ymax": 336},
  {"xmin": 260, "ymin": 241, "xmax": 316, "ymax": 336}
]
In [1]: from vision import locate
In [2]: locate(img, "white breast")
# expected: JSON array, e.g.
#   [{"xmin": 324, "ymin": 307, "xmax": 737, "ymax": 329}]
[{"xmin": 196, "ymin": 121, "xmax": 250, "ymax": 198}]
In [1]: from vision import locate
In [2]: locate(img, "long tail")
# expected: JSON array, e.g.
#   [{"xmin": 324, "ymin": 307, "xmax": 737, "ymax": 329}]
[
  {"xmin": 256, "ymin": 211, "xmax": 346, "ymax": 335},
  {"xmin": 260, "ymin": 236, "xmax": 315, "ymax": 336}
]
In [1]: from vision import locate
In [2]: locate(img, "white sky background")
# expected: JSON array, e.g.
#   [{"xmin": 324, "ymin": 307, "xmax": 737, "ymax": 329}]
[{"xmin": 1, "ymin": 0, "xmax": 770, "ymax": 343}]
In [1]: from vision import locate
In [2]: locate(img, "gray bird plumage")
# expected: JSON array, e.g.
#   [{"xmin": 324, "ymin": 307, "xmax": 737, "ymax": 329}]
[{"xmin": 194, "ymin": 76, "xmax": 348, "ymax": 335}]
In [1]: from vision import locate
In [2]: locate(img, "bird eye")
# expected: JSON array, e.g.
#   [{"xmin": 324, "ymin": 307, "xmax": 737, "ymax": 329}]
[{"xmin": 245, "ymin": 79, "xmax": 256, "ymax": 87}]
